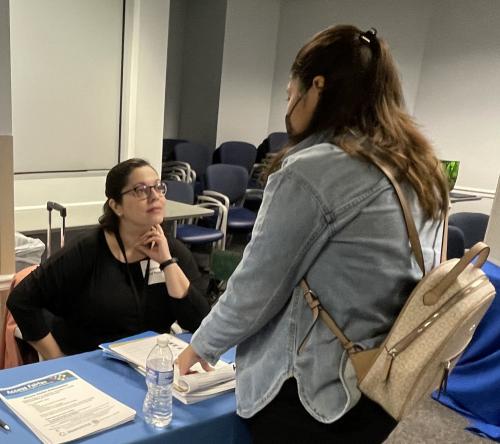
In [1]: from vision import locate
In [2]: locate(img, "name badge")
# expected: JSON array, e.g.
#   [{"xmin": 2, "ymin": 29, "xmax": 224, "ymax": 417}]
[{"xmin": 141, "ymin": 260, "xmax": 166, "ymax": 285}]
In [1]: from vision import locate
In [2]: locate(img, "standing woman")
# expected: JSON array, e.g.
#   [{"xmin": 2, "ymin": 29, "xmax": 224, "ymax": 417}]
[
  {"xmin": 8, "ymin": 158, "xmax": 210, "ymax": 359},
  {"xmin": 178, "ymin": 25, "xmax": 448, "ymax": 443}
]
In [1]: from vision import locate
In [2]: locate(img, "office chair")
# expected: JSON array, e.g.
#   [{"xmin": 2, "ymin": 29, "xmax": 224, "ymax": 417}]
[
  {"xmin": 162, "ymin": 138, "xmax": 188, "ymax": 163},
  {"xmin": 166, "ymin": 180, "xmax": 227, "ymax": 250},
  {"xmin": 204, "ymin": 164, "xmax": 260, "ymax": 235},
  {"xmin": 174, "ymin": 142, "xmax": 213, "ymax": 194},
  {"xmin": 215, "ymin": 141, "xmax": 257, "ymax": 174},
  {"xmin": 449, "ymin": 212, "xmax": 489, "ymax": 249},
  {"xmin": 447, "ymin": 225, "xmax": 465, "ymax": 259},
  {"xmin": 268, "ymin": 132, "xmax": 289, "ymax": 153}
]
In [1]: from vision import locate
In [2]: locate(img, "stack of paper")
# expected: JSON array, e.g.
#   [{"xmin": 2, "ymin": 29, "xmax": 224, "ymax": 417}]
[
  {"xmin": 101, "ymin": 334, "xmax": 235, "ymax": 404},
  {"xmin": 0, "ymin": 370, "xmax": 135, "ymax": 444}
]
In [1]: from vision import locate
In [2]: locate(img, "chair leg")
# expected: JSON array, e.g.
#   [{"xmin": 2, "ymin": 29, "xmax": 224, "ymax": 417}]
[{"xmin": 225, "ymin": 233, "xmax": 233, "ymax": 249}]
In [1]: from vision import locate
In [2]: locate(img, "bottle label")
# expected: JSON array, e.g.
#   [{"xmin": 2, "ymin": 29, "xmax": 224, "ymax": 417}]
[{"xmin": 146, "ymin": 368, "xmax": 173, "ymax": 386}]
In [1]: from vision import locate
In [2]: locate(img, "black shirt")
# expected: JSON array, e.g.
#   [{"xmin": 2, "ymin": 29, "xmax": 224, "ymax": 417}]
[{"xmin": 7, "ymin": 229, "xmax": 210, "ymax": 355}]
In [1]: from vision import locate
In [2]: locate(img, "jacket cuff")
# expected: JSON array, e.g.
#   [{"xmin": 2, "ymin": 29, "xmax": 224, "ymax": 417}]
[{"xmin": 190, "ymin": 329, "xmax": 222, "ymax": 366}]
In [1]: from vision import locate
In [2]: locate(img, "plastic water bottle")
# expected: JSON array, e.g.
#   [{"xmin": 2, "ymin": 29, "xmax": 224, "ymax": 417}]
[{"xmin": 143, "ymin": 334, "xmax": 173, "ymax": 427}]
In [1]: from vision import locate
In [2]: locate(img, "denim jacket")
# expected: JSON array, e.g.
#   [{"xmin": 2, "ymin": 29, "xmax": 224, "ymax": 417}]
[{"xmin": 191, "ymin": 132, "xmax": 443, "ymax": 422}]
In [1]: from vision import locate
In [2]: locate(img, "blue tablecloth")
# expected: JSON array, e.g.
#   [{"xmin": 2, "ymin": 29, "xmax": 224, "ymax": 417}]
[
  {"xmin": 434, "ymin": 261, "xmax": 500, "ymax": 441},
  {"xmin": 0, "ymin": 336, "xmax": 251, "ymax": 443}
]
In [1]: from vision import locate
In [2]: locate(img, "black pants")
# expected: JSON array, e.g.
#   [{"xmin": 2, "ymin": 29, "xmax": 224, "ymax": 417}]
[{"xmin": 245, "ymin": 378, "xmax": 397, "ymax": 444}]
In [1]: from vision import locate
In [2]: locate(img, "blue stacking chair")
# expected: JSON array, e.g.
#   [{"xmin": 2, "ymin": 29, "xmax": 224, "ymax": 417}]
[
  {"xmin": 253, "ymin": 132, "xmax": 288, "ymax": 186},
  {"xmin": 268, "ymin": 132, "xmax": 289, "ymax": 153},
  {"xmin": 204, "ymin": 164, "xmax": 261, "ymax": 235},
  {"xmin": 449, "ymin": 212, "xmax": 489, "ymax": 249},
  {"xmin": 446, "ymin": 225, "xmax": 465, "ymax": 259},
  {"xmin": 216, "ymin": 141, "xmax": 257, "ymax": 174},
  {"xmin": 174, "ymin": 142, "xmax": 213, "ymax": 194},
  {"xmin": 166, "ymin": 180, "xmax": 227, "ymax": 250},
  {"xmin": 162, "ymin": 138, "xmax": 187, "ymax": 162}
]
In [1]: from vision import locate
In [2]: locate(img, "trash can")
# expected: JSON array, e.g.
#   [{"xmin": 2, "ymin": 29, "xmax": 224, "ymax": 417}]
[{"xmin": 15, "ymin": 232, "xmax": 46, "ymax": 272}]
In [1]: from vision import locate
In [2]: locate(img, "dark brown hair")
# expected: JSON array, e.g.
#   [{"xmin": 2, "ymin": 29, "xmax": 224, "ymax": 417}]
[
  {"xmin": 265, "ymin": 25, "xmax": 448, "ymax": 219},
  {"xmin": 99, "ymin": 158, "xmax": 152, "ymax": 232}
]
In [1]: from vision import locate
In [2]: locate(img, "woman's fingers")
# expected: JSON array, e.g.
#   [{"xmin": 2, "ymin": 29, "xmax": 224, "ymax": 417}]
[{"xmin": 200, "ymin": 360, "xmax": 214, "ymax": 372}]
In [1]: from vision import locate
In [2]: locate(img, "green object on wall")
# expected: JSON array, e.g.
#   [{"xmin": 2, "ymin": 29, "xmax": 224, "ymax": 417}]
[{"xmin": 441, "ymin": 160, "xmax": 460, "ymax": 191}]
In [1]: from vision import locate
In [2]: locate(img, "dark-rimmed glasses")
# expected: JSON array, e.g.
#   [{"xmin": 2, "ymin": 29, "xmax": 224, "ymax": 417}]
[{"xmin": 121, "ymin": 181, "xmax": 167, "ymax": 200}]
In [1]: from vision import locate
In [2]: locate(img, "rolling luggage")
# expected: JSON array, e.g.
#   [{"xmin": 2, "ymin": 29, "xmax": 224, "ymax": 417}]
[{"xmin": 46, "ymin": 201, "xmax": 67, "ymax": 258}]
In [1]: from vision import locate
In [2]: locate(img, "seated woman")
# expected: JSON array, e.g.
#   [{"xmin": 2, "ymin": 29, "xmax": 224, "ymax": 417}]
[{"xmin": 7, "ymin": 158, "xmax": 210, "ymax": 359}]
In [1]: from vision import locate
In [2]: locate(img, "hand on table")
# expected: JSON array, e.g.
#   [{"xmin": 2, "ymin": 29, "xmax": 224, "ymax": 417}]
[{"xmin": 176, "ymin": 345, "xmax": 213, "ymax": 375}]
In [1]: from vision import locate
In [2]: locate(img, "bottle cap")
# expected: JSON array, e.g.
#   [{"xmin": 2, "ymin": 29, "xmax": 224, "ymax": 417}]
[{"xmin": 157, "ymin": 334, "xmax": 169, "ymax": 347}]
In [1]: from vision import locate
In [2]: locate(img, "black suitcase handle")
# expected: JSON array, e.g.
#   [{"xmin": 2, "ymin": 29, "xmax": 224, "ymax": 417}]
[
  {"xmin": 47, "ymin": 201, "xmax": 67, "ymax": 257},
  {"xmin": 47, "ymin": 201, "xmax": 67, "ymax": 218}
]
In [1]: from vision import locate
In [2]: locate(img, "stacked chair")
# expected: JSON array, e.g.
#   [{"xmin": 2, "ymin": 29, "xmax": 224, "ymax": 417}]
[{"xmin": 162, "ymin": 160, "xmax": 195, "ymax": 183}]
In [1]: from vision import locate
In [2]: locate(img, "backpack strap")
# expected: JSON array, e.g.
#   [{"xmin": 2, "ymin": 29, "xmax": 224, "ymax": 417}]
[
  {"xmin": 298, "ymin": 279, "xmax": 360, "ymax": 355},
  {"xmin": 370, "ymin": 160, "xmax": 426, "ymax": 275},
  {"xmin": 299, "ymin": 156, "xmax": 449, "ymax": 355},
  {"xmin": 441, "ymin": 207, "xmax": 449, "ymax": 263}
]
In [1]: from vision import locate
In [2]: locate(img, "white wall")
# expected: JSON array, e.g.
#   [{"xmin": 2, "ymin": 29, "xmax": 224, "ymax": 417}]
[
  {"xmin": 163, "ymin": 0, "xmax": 187, "ymax": 139},
  {"xmin": 0, "ymin": 0, "xmax": 11, "ymax": 136},
  {"xmin": 268, "ymin": 0, "xmax": 433, "ymax": 132},
  {"xmin": 12, "ymin": 0, "xmax": 170, "ymax": 231},
  {"xmin": 177, "ymin": 0, "xmax": 227, "ymax": 148},
  {"xmin": 216, "ymin": 0, "xmax": 280, "ymax": 147},
  {"xmin": 121, "ymin": 0, "xmax": 169, "ymax": 173},
  {"xmin": 414, "ymin": 0, "xmax": 500, "ymax": 192},
  {"xmin": 10, "ymin": 0, "xmax": 123, "ymax": 173}
]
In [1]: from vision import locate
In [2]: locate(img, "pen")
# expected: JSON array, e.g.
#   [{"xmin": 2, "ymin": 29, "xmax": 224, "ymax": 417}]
[{"xmin": 0, "ymin": 418, "xmax": 10, "ymax": 432}]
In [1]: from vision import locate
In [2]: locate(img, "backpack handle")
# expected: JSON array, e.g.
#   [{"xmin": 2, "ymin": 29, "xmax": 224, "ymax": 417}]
[{"xmin": 423, "ymin": 242, "xmax": 490, "ymax": 305}]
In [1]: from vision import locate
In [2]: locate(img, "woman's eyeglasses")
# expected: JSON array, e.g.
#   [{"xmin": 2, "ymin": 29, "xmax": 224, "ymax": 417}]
[{"xmin": 121, "ymin": 181, "xmax": 167, "ymax": 200}]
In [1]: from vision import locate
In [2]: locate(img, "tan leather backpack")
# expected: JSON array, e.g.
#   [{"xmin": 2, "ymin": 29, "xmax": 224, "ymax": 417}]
[{"xmin": 300, "ymin": 162, "xmax": 496, "ymax": 420}]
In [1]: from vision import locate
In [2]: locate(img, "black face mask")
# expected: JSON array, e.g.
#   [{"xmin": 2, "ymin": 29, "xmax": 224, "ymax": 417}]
[{"xmin": 285, "ymin": 93, "xmax": 304, "ymax": 136}]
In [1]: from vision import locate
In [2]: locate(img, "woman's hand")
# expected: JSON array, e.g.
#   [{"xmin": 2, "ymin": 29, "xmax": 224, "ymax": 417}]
[
  {"xmin": 136, "ymin": 224, "xmax": 190, "ymax": 298},
  {"xmin": 176, "ymin": 345, "xmax": 212, "ymax": 375},
  {"xmin": 135, "ymin": 224, "xmax": 171, "ymax": 264}
]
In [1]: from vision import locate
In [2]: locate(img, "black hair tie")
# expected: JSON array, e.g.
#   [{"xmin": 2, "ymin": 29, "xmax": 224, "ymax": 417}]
[{"xmin": 359, "ymin": 28, "xmax": 378, "ymax": 45}]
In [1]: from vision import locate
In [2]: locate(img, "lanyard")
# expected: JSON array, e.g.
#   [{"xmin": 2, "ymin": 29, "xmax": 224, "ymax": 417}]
[{"xmin": 114, "ymin": 230, "xmax": 150, "ymax": 315}]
